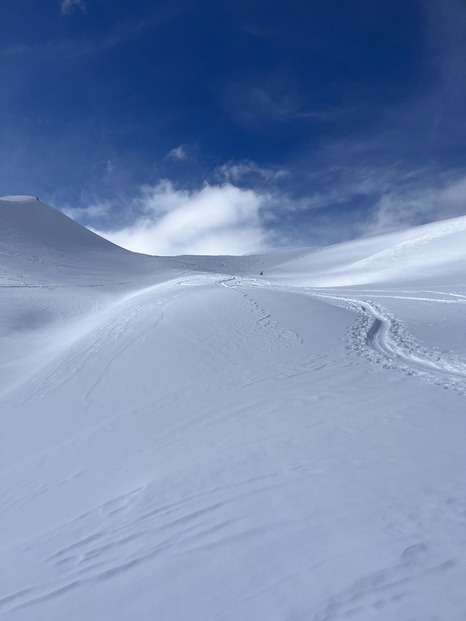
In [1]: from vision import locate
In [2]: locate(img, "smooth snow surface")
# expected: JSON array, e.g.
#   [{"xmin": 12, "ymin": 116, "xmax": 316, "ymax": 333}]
[{"xmin": 1, "ymin": 196, "xmax": 466, "ymax": 620}]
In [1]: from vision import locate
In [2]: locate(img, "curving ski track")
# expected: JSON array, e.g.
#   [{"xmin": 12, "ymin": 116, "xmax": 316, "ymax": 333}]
[
  {"xmin": 220, "ymin": 277, "xmax": 466, "ymax": 395},
  {"xmin": 314, "ymin": 293, "xmax": 466, "ymax": 394}
]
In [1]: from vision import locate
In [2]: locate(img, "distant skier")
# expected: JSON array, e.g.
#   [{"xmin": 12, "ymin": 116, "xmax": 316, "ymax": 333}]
[
  {"xmin": 36, "ymin": 196, "xmax": 39, "ymax": 201},
  {"xmin": 259, "ymin": 271, "xmax": 263, "ymax": 276}
]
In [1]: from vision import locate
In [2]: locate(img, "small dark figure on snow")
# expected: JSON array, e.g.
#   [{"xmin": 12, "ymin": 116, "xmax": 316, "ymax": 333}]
[{"xmin": 259, "ymin": 271, "xmax": 263, "ymax": 276}]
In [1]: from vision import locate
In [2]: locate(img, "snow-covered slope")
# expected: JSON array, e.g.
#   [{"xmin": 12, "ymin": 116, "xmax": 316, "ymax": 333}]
[
  {"xmin": 0, "ymin": 196, "xmax": 178, "ymax": 290},
  {"xmin": 269, "ymin": 215, "xmax": 466, "ymax": 287},
  {"xmin": 0, "ymin": 196, "xmax": 124, "ymax": 253},
  {"xmin": 1, "ymin": 199, "xmax": 466, "ymax": 621}
]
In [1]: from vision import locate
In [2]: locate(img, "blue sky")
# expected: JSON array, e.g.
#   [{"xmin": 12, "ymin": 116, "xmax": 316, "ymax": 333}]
[{"xmin": 1, "ymin": 0, "xmax": 465, "ymax": 254}]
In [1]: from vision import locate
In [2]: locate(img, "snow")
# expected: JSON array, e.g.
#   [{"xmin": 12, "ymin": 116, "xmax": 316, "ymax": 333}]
[
  {"xmin": 270, "ymin": 215, "xmax": 466, "ymax": 287},
  {"xmin": 1, "ymin": 196, "xmax": 466, "ymax": 620}
]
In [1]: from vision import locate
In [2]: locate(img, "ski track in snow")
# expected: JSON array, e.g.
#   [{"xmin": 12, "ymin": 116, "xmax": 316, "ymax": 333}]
[
  {"xmin": 223, "ymin": 277, "xmax": 466, "ymax": 395},
  {"xmin": 323, "ymin": 294, "xmax": 466, "ymax": 394}
]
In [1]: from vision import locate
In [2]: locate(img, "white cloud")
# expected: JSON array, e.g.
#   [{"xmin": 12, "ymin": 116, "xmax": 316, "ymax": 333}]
[
  {"xmin": 215, "ymin": 160, "xmax": 288, "ymax": 184},
  {"xmin": 63, "ymin": 201, "xmax": 112, "ymax": 220},
  {"xmin": 71, "ymin": 163, "xmax": 466, "ymax": 256},
  {"xmin": 362, "ymin": 175, "xmax": 466, "ymax": 235},
  {"xmin": 93, "ymin": 181, "xmax": 270, "ymax": 256},
  {"xmin": 165, "ymin": 146, "xmax": 189, "ymax": 161},
  {"xmin": 60, "ymin": 0, "xmax": 87, "ymax": 15}
]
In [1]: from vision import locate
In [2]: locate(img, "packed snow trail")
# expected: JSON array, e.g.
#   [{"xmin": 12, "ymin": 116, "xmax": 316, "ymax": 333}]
[
  {"xmin": 317, "ymin": 293, "xmax": 466, "ymax": 394},
  {"xmin": 222, "ymin": 277, "xmax": 466, "ymax": 395}
]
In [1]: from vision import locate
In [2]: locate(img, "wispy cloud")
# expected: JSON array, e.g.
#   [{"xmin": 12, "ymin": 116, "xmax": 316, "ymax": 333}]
[
  {"xmin": 63, "ymin": 201, "xmax": 112, "ymax": 221},
  {"xmin": 60, "ymin": 0, "xmax": 87, "ymax": 16},
  {"xmin": 91, "ymin": 181, "xmax": 271, "ymax": 255},
  {"xmin": 3, "ymin": 4, "xmax": 191, "ymax": 60},
  {"xmin": 362, "ymin": 174, "xmax": 466, "ymax": 235},
  {"xmin": 215, "ymin": 160, "xmax": 288, "ymax": 184},
  {"xmin": 223, "ymin": 70, "xmax": 356, "ymax": 132},
  {"xmin": 224, "ymin": 80, "xmax": 296, "ymax": 129},
  {"xmin": 165, "ymin": 145, "xmax": 189, "ymax": 161}
]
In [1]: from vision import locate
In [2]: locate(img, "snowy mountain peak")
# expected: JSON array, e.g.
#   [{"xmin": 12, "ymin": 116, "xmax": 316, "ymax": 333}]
[
  {"xmin": 0, "ymin": 195, "xmax": 124, "ymax": 255},
  {"xmin": 0, "ymin": 195, "xmax": 39, "ymax": 202},
  {"xmin": 0, "ymin": 195, "xmax": 136, "ymax": 287}
]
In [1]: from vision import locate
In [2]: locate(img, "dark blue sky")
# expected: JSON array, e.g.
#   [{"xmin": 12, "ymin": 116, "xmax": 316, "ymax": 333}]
[{"xmin": 1, "ymin": 0, "xmax": 465, "ymax": 253}]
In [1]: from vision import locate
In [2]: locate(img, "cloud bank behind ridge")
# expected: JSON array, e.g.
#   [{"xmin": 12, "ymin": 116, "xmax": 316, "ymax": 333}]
[{"xmin": 92, "ymin": 182, "xmax": 269, "ymax": 256}]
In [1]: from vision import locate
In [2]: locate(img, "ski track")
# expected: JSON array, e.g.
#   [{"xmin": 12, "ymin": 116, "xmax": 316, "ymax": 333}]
[
  {"xmin": 320, "ymin": 294, "xmax": 466, "ymax": 394},
  {"xmin": 222, "ymin": 277, "xmax": 466, "ymax": 395}
]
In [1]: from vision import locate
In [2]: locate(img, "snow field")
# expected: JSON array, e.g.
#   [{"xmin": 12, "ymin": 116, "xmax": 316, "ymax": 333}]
[{"xmin": 1, "ymin": 197, "xmax": 466, "ymax": 620}]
